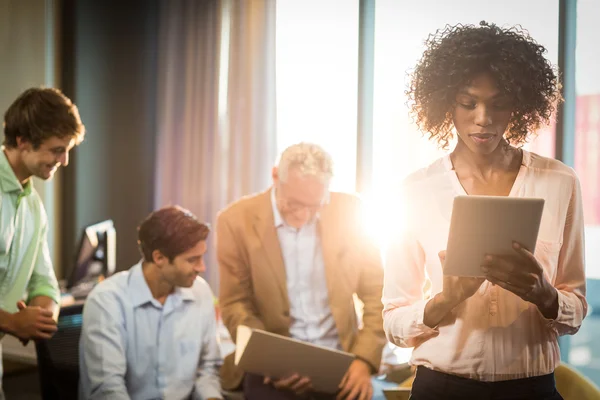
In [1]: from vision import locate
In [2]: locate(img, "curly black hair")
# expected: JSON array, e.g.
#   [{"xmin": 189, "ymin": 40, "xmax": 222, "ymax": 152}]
[{"xmin": 407, "ymin": 21, "xmax": 562, "ymax": 149}]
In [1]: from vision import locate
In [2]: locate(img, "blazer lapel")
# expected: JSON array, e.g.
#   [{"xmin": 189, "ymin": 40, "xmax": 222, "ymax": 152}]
[
  {"xmin": 253, "ymin": 190, "xmax": 290, "ymax": 309},
  {"xmin": 319, "ymin": 200, "xmax": 356, "ymax": 352},
  {"xmin": 319, "ymin": 205, "xmax": 341, "ymax": 308}
]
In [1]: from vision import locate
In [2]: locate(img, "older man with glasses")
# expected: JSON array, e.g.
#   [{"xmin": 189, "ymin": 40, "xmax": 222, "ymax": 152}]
[{"xmin": 217, "ymin": 142, "xmax": 390, "ymax": 400}]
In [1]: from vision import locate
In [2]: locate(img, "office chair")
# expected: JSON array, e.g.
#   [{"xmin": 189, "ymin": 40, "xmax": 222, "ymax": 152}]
[
  {"xmin": 35, "ymin": 302, "xmax": 85, "ymax": 400},
  {"xmin": 555, "ymin": 362, "xmax": 600, "ymax": 400}
]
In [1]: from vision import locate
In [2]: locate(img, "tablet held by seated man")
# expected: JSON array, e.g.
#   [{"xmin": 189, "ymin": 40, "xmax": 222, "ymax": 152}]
[
  {"xmin": 234, "ymin": 325, "xmax": 355, "ymax": 394},
  {"xmin": 79, "ymin": 206, "xmax": 223, "ymax": 400}
]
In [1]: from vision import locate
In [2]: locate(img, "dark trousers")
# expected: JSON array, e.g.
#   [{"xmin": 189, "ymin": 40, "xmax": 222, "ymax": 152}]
[
  {"xmin": 243, "ymin": 373, "xmax": 336, "ymax": 400},
  {"xmin": 410, "ymin": 366, "xmax": 564, "ymax": 400}
]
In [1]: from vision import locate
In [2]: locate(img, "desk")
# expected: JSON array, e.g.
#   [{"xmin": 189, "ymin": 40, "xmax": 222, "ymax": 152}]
[
  {"xmin": 2, "ymin": 336, "xmax": 37, "ymax": 365},
  {"xmin": 2, "ymin": 296, "xmax": 85, "ymax": 365},
  {"xmin": 3, "ymin": 300, "xmax": 234, "ymax": 365}
]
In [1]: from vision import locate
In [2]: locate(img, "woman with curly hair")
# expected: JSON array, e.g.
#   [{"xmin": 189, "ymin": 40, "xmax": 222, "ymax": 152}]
[{"xmin": 382, "ymin": 22, "xmax": 586, "ymax": 400}]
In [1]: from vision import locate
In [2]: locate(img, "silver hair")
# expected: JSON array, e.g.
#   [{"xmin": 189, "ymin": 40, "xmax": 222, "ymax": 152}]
[{"xmin": 277, "ymin": 142, "xmax": 333, "ymax": 184}]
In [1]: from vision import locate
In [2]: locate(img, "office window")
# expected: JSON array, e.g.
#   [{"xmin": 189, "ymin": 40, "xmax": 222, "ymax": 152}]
[
  {"xmin": 371, "ymin": 0, "xmax": 559, "ymax": 247},
  {"xmin": 275, "ymin": 0, "xmax": 359, "ymax": 193},
  {"xmin": 575, "ymin": 0, "xmax": 600, "ymax": 265},
  {"xmin": 568, "ymin": 0, "xmax": 600, "ymax": 386},
  {"xmin": 370, "ymin": 0, "xmax": 561, "ymax": 366}
]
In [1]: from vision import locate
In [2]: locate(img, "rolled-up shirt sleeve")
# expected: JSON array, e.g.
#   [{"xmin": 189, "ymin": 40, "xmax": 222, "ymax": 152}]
[
  {"xmin": 26, "ymin": 221, "xmax": 60, "ymax": 305},
  {"xmin": 382, "ymin": 220, "xmax": 439, "ymax": 348},
  {"xmin": 544, "ymin": 173, "xmax": 587, "ymax": 335}
]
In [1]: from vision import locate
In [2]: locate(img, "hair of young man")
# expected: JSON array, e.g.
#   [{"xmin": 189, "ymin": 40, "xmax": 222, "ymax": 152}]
[
  {"xmin": 138, "ymin": 206, "xmax": 210, "ymax": 263},
  {"xmin": 3, "ymin": 87, "xmax": 86, "ymax": 149}
]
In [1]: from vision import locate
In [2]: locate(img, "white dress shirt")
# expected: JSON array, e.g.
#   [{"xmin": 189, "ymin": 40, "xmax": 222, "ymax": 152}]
[{"xmin": 271, "ymin": 189, "xmax": 341, "ymax": 350}]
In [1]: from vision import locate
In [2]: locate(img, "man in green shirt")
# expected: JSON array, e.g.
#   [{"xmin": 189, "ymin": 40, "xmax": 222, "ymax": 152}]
[{"xmin": 0, "ymin": 87, "xmax": 85, "ymax": 395}]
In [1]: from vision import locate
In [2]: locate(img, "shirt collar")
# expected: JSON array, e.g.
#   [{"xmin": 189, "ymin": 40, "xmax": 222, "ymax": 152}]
[
  {"xmin": 128, "ymin": 261, "xmax": 197, "ymax": 308},
  {"xmin": 0, "ymin": 146, "xmax": 31, "ymax": 195},
  {"xmin": 128, "ymin": 262, "xmax": 155, "ymax": 308},
  {"xmin": 443, "ymin": 148, "xmax": 531, "ymax": 171},
  {"xmin": 175, "ymin": 285, "xmax": 196, "ymax": 302},
  {"xmin": 270, "ymin": 188, "xmax": 284, "ymax": 228},
  {"xmin": 270, "ymin": 187, "xmax": 321, "ymax": 229}
]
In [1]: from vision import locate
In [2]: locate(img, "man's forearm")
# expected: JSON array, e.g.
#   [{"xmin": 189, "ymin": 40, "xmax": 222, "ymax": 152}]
[
  {"xmin": 0, "ymin": 309, "xmax": 15, "ymax": 334},
  {"xmin": 29, "ymin": 296, "xmax": 59, "ymax": 321},
  {"xmin": 194, "ymin": 375, "xmax": 223, "ymax": 400},
  {"xmin": 90, "ymin": 388, "xmax": 131, "ymax": 400},
  {"xmin": 220, "ymin": 303, "xmax": 266, "ymax": 341}
]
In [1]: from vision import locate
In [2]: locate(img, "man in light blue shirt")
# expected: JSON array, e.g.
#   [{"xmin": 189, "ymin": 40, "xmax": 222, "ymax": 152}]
[{"xmin": 79, "ymin": 206, "xmax": 223, "ymax": 400}]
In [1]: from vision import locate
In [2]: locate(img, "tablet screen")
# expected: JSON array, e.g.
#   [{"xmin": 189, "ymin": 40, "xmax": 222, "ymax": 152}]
[{"xmin": 444, "ymin": 195, "xmax": 545, "ymax": 277}]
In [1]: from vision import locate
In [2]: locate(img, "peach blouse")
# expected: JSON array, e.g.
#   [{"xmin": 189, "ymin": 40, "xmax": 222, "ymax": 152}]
[{"xmin": 382, "ymin": 150, "xmax": 587, "ymax": 381}]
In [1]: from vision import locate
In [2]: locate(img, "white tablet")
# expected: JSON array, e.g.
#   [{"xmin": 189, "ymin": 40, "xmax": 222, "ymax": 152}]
[{"xmin": 444, "ymin": 195, "xmax": 545, "ymax": 277}]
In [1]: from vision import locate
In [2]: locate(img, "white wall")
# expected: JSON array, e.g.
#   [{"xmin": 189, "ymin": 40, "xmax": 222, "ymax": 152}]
[
  {"xmin": 0, "ymin": 0, "xmax": 63, "ymax": 276},
  {"xmin": 577, "ymin": 0, "xmax": 600, "ymax": 95}
]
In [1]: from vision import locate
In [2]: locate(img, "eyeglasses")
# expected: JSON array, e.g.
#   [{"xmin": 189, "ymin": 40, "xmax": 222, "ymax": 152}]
[
  {"xmin": 277, "ymin": 185, "xmax": 329, "ymax": 213},
  {"xmin": 283, "ymin": 198, "xmax": 323, "ymax": 213}
]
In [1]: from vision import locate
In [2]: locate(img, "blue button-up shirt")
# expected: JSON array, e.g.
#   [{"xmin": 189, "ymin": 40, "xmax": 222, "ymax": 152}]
[
  {"xmin": 271, "ymin": 189, "xmax": 341, "ymax": 350},
  {"xmin": 79, "ymin": 262, "xmax": 222, "ymax": 400}
]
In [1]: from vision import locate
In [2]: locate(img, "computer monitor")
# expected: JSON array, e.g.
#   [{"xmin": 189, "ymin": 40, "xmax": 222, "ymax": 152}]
[{"xmin": 66, "ymin": 220, "xmax": 116, "ymax": 290}]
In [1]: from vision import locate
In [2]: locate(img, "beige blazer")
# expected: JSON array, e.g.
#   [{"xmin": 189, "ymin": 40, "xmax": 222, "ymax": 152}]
[{"xmin": 217, "ymin": 189, "xmax": 385, "ymax": 390}]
